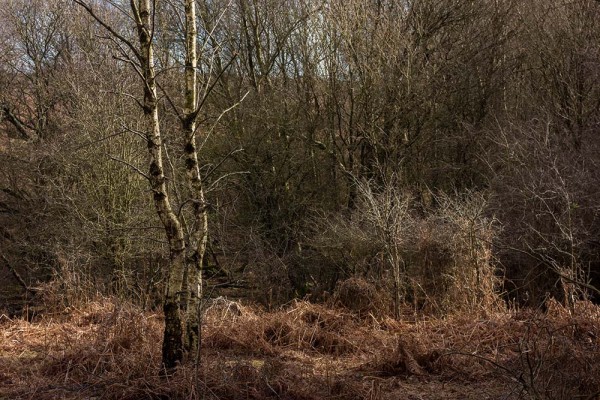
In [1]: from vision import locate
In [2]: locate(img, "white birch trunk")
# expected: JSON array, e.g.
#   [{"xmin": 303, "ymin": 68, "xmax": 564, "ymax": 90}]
[
  {"xmin": 131, "ymin": 0, "xmax": 187, "ymax": 371},
  {"xmin": 182, "ymin": 0, "xmax": 208, "ymax": 357}
]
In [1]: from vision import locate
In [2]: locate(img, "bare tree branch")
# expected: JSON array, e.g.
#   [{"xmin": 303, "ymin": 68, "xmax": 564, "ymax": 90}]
[
  {"xmin": 108, "ymin": 155, "xmax": 150, "ymax": 181},
  {"xmin": 73, "ymin": 0, "xmax": 143, "ymax": 62}
]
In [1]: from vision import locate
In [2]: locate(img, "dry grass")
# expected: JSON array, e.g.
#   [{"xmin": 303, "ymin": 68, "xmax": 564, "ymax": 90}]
[{"xmin": 1, "ymin": 296, "xmax": 599, "ymax": 399}]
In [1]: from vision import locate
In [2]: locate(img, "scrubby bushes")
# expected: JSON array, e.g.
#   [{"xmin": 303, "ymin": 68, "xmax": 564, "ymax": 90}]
[{"xmin": 310, "ymin": 182, "xmax": 500, "ymax": 316}]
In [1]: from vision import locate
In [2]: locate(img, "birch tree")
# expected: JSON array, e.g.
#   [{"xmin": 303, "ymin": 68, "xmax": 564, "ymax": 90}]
[{"xmin": 74, "ymin": 0, "xmax": 216, "ymax": 371}]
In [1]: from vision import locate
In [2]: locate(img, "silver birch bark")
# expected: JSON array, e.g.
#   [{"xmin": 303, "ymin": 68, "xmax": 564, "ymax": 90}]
[
  {"xmin": 129, "ymin": 0, "xmax": 187, "ymax": 371},
  {"xmin": 75, "ymin": 0, "xmax": 212, "ymax": 372},
  {"xmin": 182, "ymin": 0, "xmax": 208, "ymax": 356}
]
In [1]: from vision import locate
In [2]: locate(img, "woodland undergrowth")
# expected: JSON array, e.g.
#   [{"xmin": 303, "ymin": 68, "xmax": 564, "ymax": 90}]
[{"xmin": 1, "ymin": 291, "xmax": 599, "ymax": 400}]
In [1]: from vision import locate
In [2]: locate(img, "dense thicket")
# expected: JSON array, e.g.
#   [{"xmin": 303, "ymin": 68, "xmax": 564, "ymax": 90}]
[{"xmin": 1, "ymin": 0, "xmax": 599, "ymax": 312}]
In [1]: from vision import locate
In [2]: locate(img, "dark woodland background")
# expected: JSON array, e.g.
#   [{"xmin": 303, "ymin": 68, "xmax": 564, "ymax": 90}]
[{"xmin": 2, "ymin": 0, "xmax": 600, "ymax": 314}]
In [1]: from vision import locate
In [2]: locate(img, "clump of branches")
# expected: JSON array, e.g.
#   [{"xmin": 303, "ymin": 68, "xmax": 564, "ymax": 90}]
[{"xmin": 311, "ymin": 180, "xmax": 501, "ymax": 316}]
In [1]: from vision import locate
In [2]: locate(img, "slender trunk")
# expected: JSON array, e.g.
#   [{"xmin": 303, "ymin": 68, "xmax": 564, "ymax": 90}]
[
  {"xmin": 131, "ymin": 0, "xmax": 187, "ymax": 371},
  {"xmin": 183, "ymin": 0, "xmax": 208, "ymax": 356}
]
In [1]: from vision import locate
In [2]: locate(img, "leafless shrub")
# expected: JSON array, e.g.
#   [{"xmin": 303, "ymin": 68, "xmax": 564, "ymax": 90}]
[
  {"xmin": 204, "ymin": 296, "xmax": 244, "ymax": 319},
  {"xmin": 36, "ymin": 250, "xmax": 100, "ymax": 313},
  {"xmin": 488, "ymin": 117, "xmax": 600, "ymax": 306},
  {"xmin": 312, "ymin": 181, "xmax": 501, "ymax": 316},
  {"xmin": 427, "ymin": 191, "xmax": 502, "ymax": 314},
  {"xmin": 332, "ymin": 276, "xmax": 391, "ymax": 317},
  {"xmin": 309, "ymin": 209, "xmax": 384, "ymax": 279}
]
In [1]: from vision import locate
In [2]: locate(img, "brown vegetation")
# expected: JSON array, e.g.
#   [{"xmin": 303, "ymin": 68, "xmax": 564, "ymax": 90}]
[{"xmin": 1, "ymin": 296, "xmax": 599, "ymax": 399}]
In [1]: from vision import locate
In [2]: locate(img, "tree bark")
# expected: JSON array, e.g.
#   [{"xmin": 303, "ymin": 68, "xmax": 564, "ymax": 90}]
[
  {"xmin": 182, "ymin": 0, "xmax": 208, "ymax": 357},
  {"xmin": 75, "ymin": 0, "xmax": 216, "ymax": 372},
  {"xmin": 130, "ymin": 0, "xmax": 187, "ymax": 371}
]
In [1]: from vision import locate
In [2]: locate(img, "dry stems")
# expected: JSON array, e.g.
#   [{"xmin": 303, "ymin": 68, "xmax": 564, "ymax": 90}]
[{"xmin": 1, "ymin": 297, "xmax": 598, "ymax": 399}]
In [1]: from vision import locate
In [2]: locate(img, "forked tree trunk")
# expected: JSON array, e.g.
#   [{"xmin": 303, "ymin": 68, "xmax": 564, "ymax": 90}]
[{"xmin": 76, "ymin": 0, "xmax": 211, "ymax": 372}]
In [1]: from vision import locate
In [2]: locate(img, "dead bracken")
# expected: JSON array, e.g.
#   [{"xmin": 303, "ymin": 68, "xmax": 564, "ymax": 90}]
[{"xmin": 1, "ymin": 296, "xmax": 599, "ymax": 400}]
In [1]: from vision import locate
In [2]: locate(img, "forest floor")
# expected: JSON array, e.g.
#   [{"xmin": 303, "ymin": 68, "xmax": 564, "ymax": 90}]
[{"xmin": 1, "ymin": 295, "xmax": 599, "ymax": 400}]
